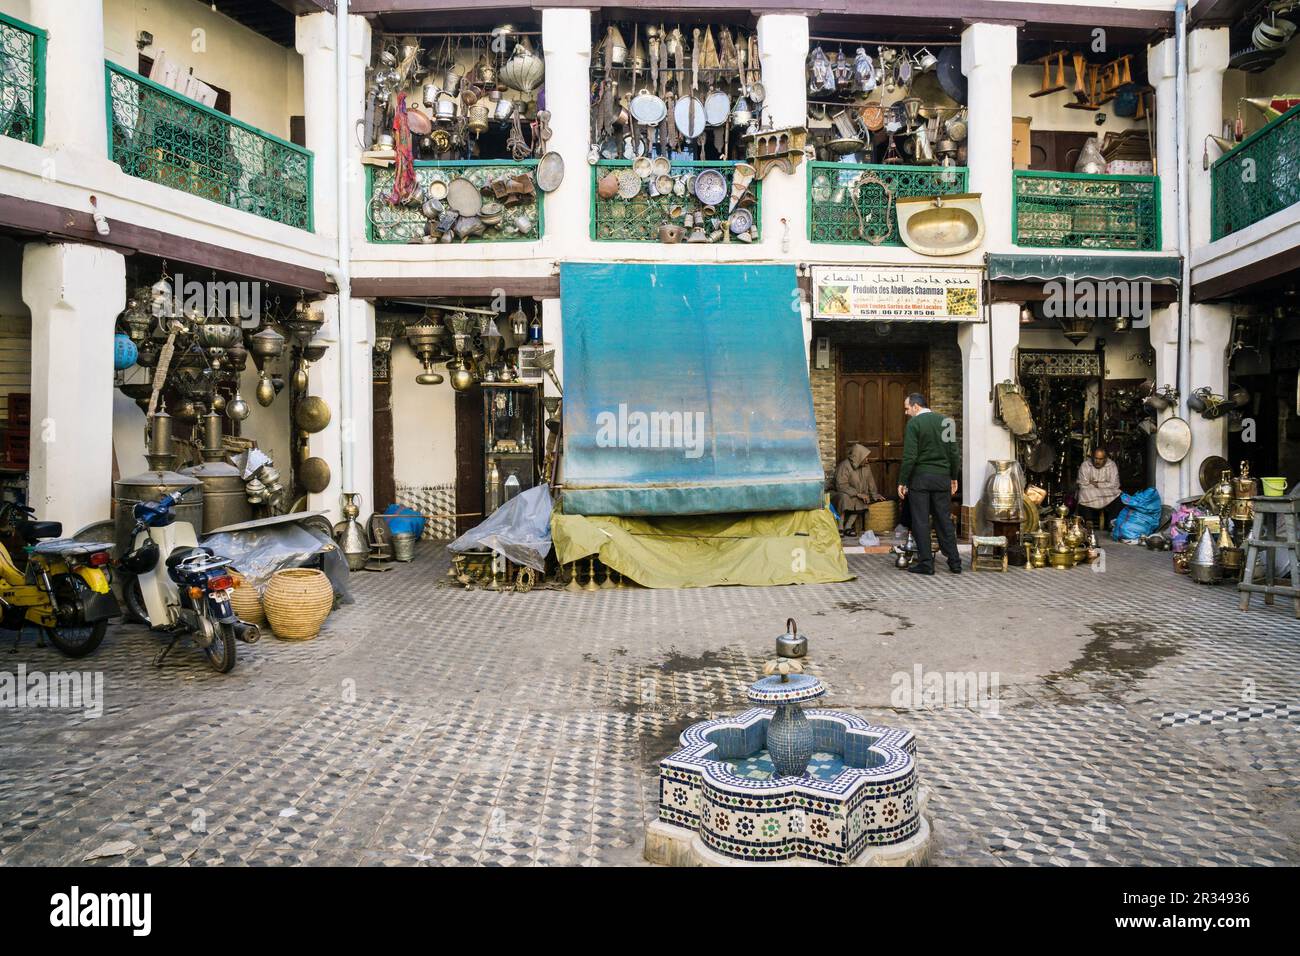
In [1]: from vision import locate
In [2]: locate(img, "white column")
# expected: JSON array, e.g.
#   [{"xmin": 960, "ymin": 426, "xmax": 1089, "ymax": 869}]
[
  {"xmin": 22, "ymin": 243, "xmax": 125, "ymax": 531},
  {"xmin": 958, "ymin": 303, "xmax": 1018, "ymax": 508},
  {"xmin": 296, "ymin": 11, "xmax": 338, "ymax": 239},
  {"xmin": 1148, "ymin": 302, "xmax": 1182, "ymax": 502},
  {"xmin": 1187, "ymin": 28, "xmax": 1230, "ymax": 252},
  {"xmin": 757, "ymin": 14, "xmax": 810, "ymax": 252},
  {"xmin": 28, "ymin": 0, "xmax": 110, "ymax": 163},
  {"xmin": 307, "ymin": 296, "xmax": 374, "ymax": 521},
  {"xmin": 1187, "ymin": 302, "xmax": 1233, "ymax": 470},
  {"xmin": 541, "ymin": 8, "xmax": 592, "ymax": 251},
  {"xmin": 540, "ymin": 298, "xmax": 564, "ymax": 399},
  {"xmin": 1148, "ymin": 38, "xmax": 1179, "ymax": 251},
  {"xmin": 962, "ymin": 23, "xmax": 1018, "ymax": 252}
]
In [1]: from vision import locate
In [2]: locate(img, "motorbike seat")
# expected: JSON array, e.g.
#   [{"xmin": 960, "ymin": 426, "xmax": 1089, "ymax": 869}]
[
  {"xmin": 17, "ymin": 519, "xmax": 62, "ymax": 542},
  {"xmin": 165, "ymin": 546, "xmax": 212, "ymax": 570}
]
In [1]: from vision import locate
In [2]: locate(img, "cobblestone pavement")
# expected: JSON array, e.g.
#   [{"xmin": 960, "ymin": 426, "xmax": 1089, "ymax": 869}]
[{"xmin": 1, "ymin": 542, "xmax": 1296, "ymax": 867}]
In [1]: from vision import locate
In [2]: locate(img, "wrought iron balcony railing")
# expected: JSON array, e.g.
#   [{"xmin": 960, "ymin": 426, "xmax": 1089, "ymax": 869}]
[
  {"xmin": 1013, "ymin": 170, "xmax": 1159, "ymax": 251},
  {"xmin": 808, "ymin": 162, "xmax": 969, "ymax": 245},
  {"xmin": 106, "ymin": 63, "xmax": 313, "ymax": 231},
  {"xmin": 1212, "ymin": 103, "xmax": 1300, "ymax": 241},
  {"xmin": 366, "ymin": 160, "xmax": 543, "ymax": 243},
  {"xmin": 591, "ymin": 160, "xmax": 761, "ymax": 242},
  {"xmin": 0, "ymin": 12, "xmax": 45, "ymax": 144}
]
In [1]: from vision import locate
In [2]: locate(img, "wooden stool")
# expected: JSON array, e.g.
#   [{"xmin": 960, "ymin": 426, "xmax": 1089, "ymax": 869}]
[
  {"xmin": 1238, "ymin": 494, "xmax": 1300, "ymax": 617},
  {"xmin": 971, "ymin": 535, "xmax": 1009, "ymax": 572}
]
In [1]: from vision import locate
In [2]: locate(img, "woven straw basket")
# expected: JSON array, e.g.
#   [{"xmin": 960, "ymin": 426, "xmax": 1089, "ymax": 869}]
[
  {"xmin": 866, "ymin": 500, "xmax": 899, "ymax": 533},
  {"xmin": 263, "ymin": 568, "xmax": 334, "ymax": 641},
  {"xmin": 229, "ymin": 577, "xmax": 265, "ymax": 626}
]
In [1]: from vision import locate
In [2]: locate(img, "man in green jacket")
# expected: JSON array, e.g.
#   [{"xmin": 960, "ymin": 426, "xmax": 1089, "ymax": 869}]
[{"xmin": 897, "ymin": 392, "xmax": 961, "ymax": 575}]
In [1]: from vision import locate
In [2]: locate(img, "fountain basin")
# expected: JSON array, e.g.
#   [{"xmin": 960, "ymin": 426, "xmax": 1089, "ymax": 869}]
[{"xmin": 646, "ymin": 707, "xmax": 930, "ymax": 866}]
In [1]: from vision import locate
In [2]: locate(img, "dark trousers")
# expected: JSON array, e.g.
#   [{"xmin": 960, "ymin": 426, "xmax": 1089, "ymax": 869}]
[
  {"xmin": 1078, "ymin": 497, "xmax": 1123, "ymax": 530},
  {"xmin": 907, "ymin": 472, "xmax": 961, "ymax": 571}
]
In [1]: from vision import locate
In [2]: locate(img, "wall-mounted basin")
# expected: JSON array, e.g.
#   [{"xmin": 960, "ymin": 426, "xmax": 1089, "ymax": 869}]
[{"xmin": 897, "ymin": 192, "xmax": 985, "ymax": 256}]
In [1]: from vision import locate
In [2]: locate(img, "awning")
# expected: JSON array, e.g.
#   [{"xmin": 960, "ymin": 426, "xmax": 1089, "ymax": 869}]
[
  {"xmin": 986, "ymin": 253, "xmax": 1182, "ymax": 284},
  {"xmin": 559, "ymin": 263, "xmax": 825, "ymax": 517}
]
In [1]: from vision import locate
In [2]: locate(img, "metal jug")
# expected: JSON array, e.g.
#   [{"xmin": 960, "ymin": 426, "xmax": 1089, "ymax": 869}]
[{"xmin": 776, "ymin": 618, "xmax": 807, "ymax": 659}]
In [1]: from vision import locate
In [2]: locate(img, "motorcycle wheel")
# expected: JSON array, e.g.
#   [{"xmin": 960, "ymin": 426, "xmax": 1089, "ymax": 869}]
[
  {"xmin": 204, "ymin": 622, "xmax": 237, "ymax": 674},
  {"xmin": 42, "ymin": 620, "xmax": 107, "ymax": 658},
  {"xmin": 122, "ymin": 576, "xmax": 151, "ymax": 626}
]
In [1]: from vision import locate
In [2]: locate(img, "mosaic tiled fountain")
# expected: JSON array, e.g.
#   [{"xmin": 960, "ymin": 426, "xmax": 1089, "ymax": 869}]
[{"xmin": 645, "ymin": 621, "xmax": 931, "ymax": 867}]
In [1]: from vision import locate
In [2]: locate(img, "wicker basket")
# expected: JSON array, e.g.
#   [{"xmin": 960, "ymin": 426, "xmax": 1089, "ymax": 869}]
[
  {"xmin": 263, "ymin": 568, "xmax": 334, "ymax": 641},
  {"xmin": 229, "ymin": 576, "xmax": 265, "ymax": 626},
  {"xmin": 866, "ymin": 500, "xmax": 899, "ymax": 533}
]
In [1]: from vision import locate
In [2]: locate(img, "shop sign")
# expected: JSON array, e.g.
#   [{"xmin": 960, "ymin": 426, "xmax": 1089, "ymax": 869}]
[{"xmin": 810, "ymin": 265, "xmax": 984, "ymax": 322}]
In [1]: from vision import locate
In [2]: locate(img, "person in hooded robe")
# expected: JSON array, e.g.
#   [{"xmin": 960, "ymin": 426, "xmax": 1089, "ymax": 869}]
[{"xmin": 833, "ymin": 442, "xmax": 885, "ymax": 535}]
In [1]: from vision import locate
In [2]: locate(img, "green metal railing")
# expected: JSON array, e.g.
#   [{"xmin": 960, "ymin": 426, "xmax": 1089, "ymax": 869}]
[
  {"xmin": 1211, "ymin": 103, "xmax": 1300, "ymax": 241},
  {"xmin": 106, "ymin": 63, "xmax": 313, "ymax": 231},
  {"xmin": 807, "ymin": 162, "xmax": 968, "ymax": 245},
  {"xmin": 366, "ymin": 160, "xmax": 543, "ymax": 243},
  {"xmin": 1013, "ymin": 170, "xmax": 1159, "ymax": 251},
  {"xmin": 0, "ymin": 12, "xmax": 45, "ymax": 145},
  {"xmin": 591, "ymin": 160, "xmax": 761, "ymax": 242}
]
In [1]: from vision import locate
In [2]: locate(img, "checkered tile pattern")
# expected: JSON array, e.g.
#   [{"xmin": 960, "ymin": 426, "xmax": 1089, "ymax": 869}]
[{"xmin": 0, "ymin": 541, "xmax": 1297, "ymax": 866}]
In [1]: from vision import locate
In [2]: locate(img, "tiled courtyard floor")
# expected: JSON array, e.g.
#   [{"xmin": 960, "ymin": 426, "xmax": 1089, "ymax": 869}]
[{"xmin": 1, "ymin": 542, "xmax": 1296, "ymax": 866}]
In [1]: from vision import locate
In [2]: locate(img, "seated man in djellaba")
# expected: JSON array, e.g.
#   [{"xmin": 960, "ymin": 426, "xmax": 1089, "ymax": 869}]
[{"xmin": 833, "ymin": 442, "xmax": 886, "ymax": 535}]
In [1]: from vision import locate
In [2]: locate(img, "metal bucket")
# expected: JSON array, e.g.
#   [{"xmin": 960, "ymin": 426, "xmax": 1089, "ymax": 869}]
[
  {"xmin": 391, "ymin": 533, "xmax": 416, "ymax": 562},
  {"xmin": 113, "ymin": 470, "xmax": 204, "ymax": 555}
]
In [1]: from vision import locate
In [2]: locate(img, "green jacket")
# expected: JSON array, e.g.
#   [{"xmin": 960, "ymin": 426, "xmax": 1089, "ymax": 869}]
[{"xmin": 899, "ymin": 410, "xmax": 959, "ymax": 486}]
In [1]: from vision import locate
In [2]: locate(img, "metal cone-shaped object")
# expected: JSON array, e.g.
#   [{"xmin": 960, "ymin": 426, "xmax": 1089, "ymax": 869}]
[{"xmin": 1189, "ymin": 527, "xmax": 1221, "ymax": 584}]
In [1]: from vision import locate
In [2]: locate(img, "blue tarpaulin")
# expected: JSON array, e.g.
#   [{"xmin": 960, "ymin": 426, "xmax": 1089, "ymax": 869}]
[{"xmin": 559, "ymin": 263, "xmax": 825, "ymax": 516}]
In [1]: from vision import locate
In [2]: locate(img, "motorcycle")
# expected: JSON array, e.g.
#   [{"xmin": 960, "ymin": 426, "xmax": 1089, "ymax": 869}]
[
  {"xmin": 119, "ymin": 489, "xmax": 259, "ymax": 673},
  {"xmin": 0, "ymin": 502, "xmax": 119, "ymax": 657}
]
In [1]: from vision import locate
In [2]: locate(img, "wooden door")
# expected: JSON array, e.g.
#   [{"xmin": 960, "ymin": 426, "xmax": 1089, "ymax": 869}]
[
  {"xmin": 454, "ymin": 388, "xmax": 484, "ymax": 537},
  {"xmin": 372, "ymin": 378, "xmax": 395, "ymax": 511},
  {"xmin": 836, "ymin": 347, "xmax": 927, "ymax": 497},
  {"xmin": 1030, "ymin": 130, "xmax": 1094, "ymax": 172}
]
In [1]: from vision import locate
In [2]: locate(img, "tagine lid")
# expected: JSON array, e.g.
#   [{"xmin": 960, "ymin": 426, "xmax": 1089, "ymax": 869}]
[{"xmin": 747, "ymin": 673, "xmax": 826, "ymax": 704}]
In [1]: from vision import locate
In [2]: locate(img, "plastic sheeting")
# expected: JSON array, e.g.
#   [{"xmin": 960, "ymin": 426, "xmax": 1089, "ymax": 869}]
[
  {"xmin": 203, "ymin": 520, "xmax": 353, "ymax": 604},
  {"xmin": 558, "ymin": 263, "xmax": 825, "ymax": 516},
  {"xmin": 447, "ymin": 485, "xmax": 553, "ymax": 571},
  {"xmin": 551, "ymin": 507, "xmax": 851, "ymax": 589}
]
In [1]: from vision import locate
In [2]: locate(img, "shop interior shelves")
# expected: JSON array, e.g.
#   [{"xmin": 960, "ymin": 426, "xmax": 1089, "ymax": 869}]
[
  {"xmin": 105, "ymin": 62, "xmax": 313, "ymax": 231},
  {"xmin": 1012, "ymin": 170, "xmax": 1159, "ymax": 251},
  {"xmin": 0, "ymin": 11, "xmax": 45, "ymax": 145},
  {"xmin": 807, "ymin": 162, "xmax": 970, "ymax": 246},
  {"xmin": 1211, "ymin": 103, "xmax": 1300, "ymax": 241}
]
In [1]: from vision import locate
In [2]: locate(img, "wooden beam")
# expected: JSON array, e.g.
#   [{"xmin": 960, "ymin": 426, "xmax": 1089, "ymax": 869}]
[
  {"xmin": 349, "ymin": 0, "xmax": 1173, "ymax": 31},
  {"xmin": 1187, "ymin": 0, "xmax": 1251, "ymax": 27},
  {"xmin": 1192, "ymin": 246, "xmax": 1300, "ymax": 302},
  {"xmin": 267, "ymin": 0, "xmax": 335, "ymax": 14},
  {"xmin": 0, "ymin": 194, "xmax": 334, "ymax": 293},
  {"xmin": 351, "ymin": 274, "xmax": 559, "ymax": 299}
]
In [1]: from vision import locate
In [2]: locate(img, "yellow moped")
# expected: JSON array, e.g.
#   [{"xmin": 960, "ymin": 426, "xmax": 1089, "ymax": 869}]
[{"xmin": 0, "ymin": 503, "xmax": 119, "ymax": 657}]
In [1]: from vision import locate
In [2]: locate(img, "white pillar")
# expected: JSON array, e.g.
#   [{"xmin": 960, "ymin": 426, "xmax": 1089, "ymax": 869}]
[
  {"xmin": 1148, "ymin": 302, "xmax": 1182, "ymax": 502},
  {"xmin": 22, "ymin": 243, "xmax": 125, "ymax": 531},
  {"xmin": 958, "ymin": 303, "xmax": 1018, "ymax": 509},
  {"xmin": 541, "ymin": 8, "xmax": 592, "ymax": 251},
  {"xmin": 1148, "ymin": 38, "xmax": 1179, "ymax": 251},
  {"xmin": 540, "ymin": 298, "xmax": 564, "ymax": 400},
  {"xmin": 1187, "ymin": 302, "xmax": 1233, "ymax": 472},
  {"xmin": 307, "ymin": 296, "xmax": 374, "ymax": 522},
  {"xmin": 345, "ymin": 14, "xmax": 372, "ymax": 247},
  {"xmin": 962, "ymin": 23, "xmax": 1018, "ymax": 252},
  {"xmin": 757, "ymin": 14, "xmax": 810, "ymax": 251},
  {"xmin": 28, "ymin": 0, "xmax": 110, "ymax": 162},
  {"xmin": 296, "ymin": 11, "xmax": 338, "ymax": 239},
  {"xmin": 1187, "ymin": 28, "xmax": 1230, "ymax": 252}
]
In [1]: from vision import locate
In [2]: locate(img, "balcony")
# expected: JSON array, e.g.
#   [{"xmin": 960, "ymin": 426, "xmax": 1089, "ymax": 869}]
[
  {"xmin": 106, "ymin": 63, "xmax": 313, "ymax": 231},
  {"xmin": 0, "ymin": 12, "xmax": 45, "ymax": 145},
  {"xmin": 1013, "ymin": 170, "xmax": 1159, "ymax": 251},
  {"xmin": 808, "ymin": 162, "xmax": 969, "ymax": 245},
  {"xmin": 1212, "ymin": 103, "xmax": 1300, "ymax": 241},
  {"xmin": 366, "ymin": 160, "xmax": 543, "ymax": 244},
  {"xmin": 591, "ymin": 160, "xmax": 761, "ymax": 243}
]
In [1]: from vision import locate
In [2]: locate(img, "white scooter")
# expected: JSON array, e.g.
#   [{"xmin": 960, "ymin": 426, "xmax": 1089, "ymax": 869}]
[{"xmin": 119, "ymin": 489, "xmax": 259, "ymax": 672}]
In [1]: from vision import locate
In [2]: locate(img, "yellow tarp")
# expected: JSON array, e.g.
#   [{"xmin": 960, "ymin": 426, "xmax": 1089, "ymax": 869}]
[{"xmin": 550, "ymin": 508, "xmax": 852, "ymax": 589}]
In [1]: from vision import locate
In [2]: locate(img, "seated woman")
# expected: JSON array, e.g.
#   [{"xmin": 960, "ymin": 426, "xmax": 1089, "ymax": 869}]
[
  {"xmin": 1076, "ymin": 447, "xmax": 1123, "ymax": 529},
  {"xmin": 833, "ymin": 443, "xmax": 885, "ymax": 535}
]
